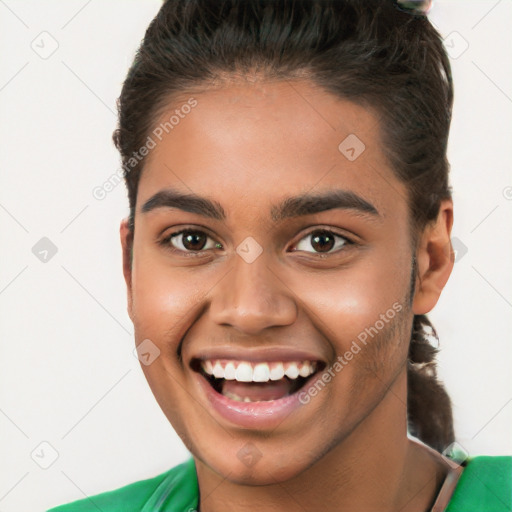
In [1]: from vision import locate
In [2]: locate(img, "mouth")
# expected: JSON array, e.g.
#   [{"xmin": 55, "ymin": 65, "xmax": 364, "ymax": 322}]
[{"xmin": 190, "ymin": 358, "xmax": 326, "ymax": 403}]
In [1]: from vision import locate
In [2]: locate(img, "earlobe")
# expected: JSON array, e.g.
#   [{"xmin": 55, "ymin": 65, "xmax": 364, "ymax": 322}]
[
  {"xmin": 412, "ymin": 200, "xmax": 454, "ymax": 315},
  {"xmin": 120, "ymin": 218, "xmax": 134, "ymax": 321}
]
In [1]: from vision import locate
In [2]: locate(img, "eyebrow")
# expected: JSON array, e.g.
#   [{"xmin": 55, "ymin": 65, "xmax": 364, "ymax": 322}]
[{"xmin": 141, "ymin": 187, "xmax": 380, "ymax": 222}]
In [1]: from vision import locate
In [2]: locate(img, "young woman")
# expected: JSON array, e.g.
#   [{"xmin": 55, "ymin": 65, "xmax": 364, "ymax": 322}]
[{"xmin": 48, "ymin": 0, "xmax": 511, "ymax": 510}]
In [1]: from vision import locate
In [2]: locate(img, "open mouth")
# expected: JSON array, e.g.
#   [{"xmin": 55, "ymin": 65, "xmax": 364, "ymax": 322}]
[{"xmin": 191, "ymin": 358, "xmax": 326, "ymax": 402}]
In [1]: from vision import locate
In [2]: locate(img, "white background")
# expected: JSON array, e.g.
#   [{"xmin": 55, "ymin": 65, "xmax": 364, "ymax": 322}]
[{"xmin": 0, "ymin": 1, "xmax": 511, "ymax": 510}]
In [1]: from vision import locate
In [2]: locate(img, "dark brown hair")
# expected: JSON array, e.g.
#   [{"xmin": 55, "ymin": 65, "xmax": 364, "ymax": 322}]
[{"xmin": 113, "ymin": 0, "xmax": 455, "ymax": 453}]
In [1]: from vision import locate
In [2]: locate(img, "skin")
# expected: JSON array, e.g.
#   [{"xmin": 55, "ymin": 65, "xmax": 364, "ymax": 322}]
[{"xmin": 120, "ymin": 78, "xmax": 455, "ymax": 512}]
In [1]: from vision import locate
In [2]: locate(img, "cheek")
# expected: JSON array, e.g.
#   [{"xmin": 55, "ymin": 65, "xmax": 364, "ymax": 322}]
[
  {"xmin": 130, "ymin": 249, "xmax": 204, "ymax": 338},
  {"xmin": 295, "ymin": 261, "xmax": 411, "ymax": 411},
  {"xmin": 293, "ymin": 256, "xmax": 410, "ymax": 347}
]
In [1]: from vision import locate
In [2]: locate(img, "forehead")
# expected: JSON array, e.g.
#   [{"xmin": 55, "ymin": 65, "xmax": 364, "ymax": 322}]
[{"xmin": 139, "ymin": 79, "xmax": 408, "ymax": 222}]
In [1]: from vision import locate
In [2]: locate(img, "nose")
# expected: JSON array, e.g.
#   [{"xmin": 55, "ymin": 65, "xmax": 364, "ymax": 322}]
[{"xmin": 209, "ymin": 251, "xmax": 297, "ymax": 335}]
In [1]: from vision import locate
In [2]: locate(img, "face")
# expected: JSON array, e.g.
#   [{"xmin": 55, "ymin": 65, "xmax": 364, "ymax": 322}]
[{"xmin": 121, "ymin": 79, "xmax": 419, "ymax": 484}]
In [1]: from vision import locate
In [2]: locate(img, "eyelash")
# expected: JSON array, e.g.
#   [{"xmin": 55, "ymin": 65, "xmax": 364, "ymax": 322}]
[{"xmin": 158, "ymin": 227, "xmax": 355, "ymax": 258}]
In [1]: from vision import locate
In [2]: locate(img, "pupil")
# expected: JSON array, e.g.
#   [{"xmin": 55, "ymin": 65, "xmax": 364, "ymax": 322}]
[
  {"xmin": 312, "ymin": 231, "xmax": 334, "ymax": 253},
  {"xmin": 183, "ymin": 231, "xmax": 206, "ymax": 251}
]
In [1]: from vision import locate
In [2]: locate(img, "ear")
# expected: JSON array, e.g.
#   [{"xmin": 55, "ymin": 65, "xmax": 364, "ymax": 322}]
[
  {"xmin": 120, "ymin": 217, "xmax": 134, "ymax": 321},
  {"xmin": 412, "ymin": 199, "xmax": 454, "ymax": 315}
]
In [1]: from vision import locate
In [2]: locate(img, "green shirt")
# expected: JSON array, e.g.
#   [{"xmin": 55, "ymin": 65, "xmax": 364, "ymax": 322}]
[{"xmin": 47, "ymin": 455, "xmax": 512, "ymax": 512}]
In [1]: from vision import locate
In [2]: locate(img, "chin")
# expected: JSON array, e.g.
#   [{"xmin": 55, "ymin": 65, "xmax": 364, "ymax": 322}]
[{"xmin": 195, "ymin": 442, "xmax": 319, "ymax": 486}]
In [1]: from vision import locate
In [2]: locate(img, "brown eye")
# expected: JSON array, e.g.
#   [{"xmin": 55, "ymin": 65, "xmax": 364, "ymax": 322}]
[
  {"xmin": 293, "ymin": 229, "xmax": 352, "ymax": 255},
  {"xmin": 177, "ymin": 231, "xmax": 208, "ymax": 251},
  {"xmin": 311, "ymin": 231, "xmax": 335, "ymax": 253},
  {"xmin": 161, "ymin": 229, "xmax": 221, "ymax": 256}
]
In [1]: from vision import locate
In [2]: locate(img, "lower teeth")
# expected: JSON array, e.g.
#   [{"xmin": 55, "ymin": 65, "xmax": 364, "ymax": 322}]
[
  {"xmin": 220, "ymin": 383, "xmax": 295, "ymax": 402},
  {"xmin": 222, "ymin": 389, "xmax": 291, "ymax": 402},
  {"xmin": 223, "ymin": 390, "xmax": 255, "ymax": 402}
]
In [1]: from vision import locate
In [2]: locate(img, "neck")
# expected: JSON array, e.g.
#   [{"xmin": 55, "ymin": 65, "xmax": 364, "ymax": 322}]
[{"xmin": 194, "ymin": 369, "xmax": 449, "ymax": 512}]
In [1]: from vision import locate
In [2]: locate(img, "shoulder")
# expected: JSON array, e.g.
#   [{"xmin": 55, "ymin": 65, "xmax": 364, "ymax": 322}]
[
  {"xmin": 447, "ymin": 455, "xmax": 512, "ymax": 512},
  {"xmin": 46, "ymin": 457, "xmax": 198, "ymax": 512}
]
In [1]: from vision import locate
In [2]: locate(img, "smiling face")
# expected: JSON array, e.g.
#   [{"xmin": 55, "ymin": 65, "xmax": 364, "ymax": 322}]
[{"xmin": 120, "ymin": 78, "xmax": 443, "ymax": 485}]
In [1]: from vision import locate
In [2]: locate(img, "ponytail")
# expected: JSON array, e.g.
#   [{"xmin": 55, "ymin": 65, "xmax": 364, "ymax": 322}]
[{"xmin": 407, "ymin": 314, "xmax": 455, "ymax": 453}]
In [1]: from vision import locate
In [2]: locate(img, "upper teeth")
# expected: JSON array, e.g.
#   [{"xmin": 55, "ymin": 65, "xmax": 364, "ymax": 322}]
[{"xmin": 201, "ymin": 360, "xmax": 317, "ymax": 382}]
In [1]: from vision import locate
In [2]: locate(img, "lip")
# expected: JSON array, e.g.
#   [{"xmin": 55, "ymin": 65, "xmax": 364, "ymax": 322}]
[
  {"xmin": 192, "ymin": 369, "xmax": 314, "ymax": 429},
  {"xmin": 187, "ymin": 345, "xmax": 327, "ymax": 429}
]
